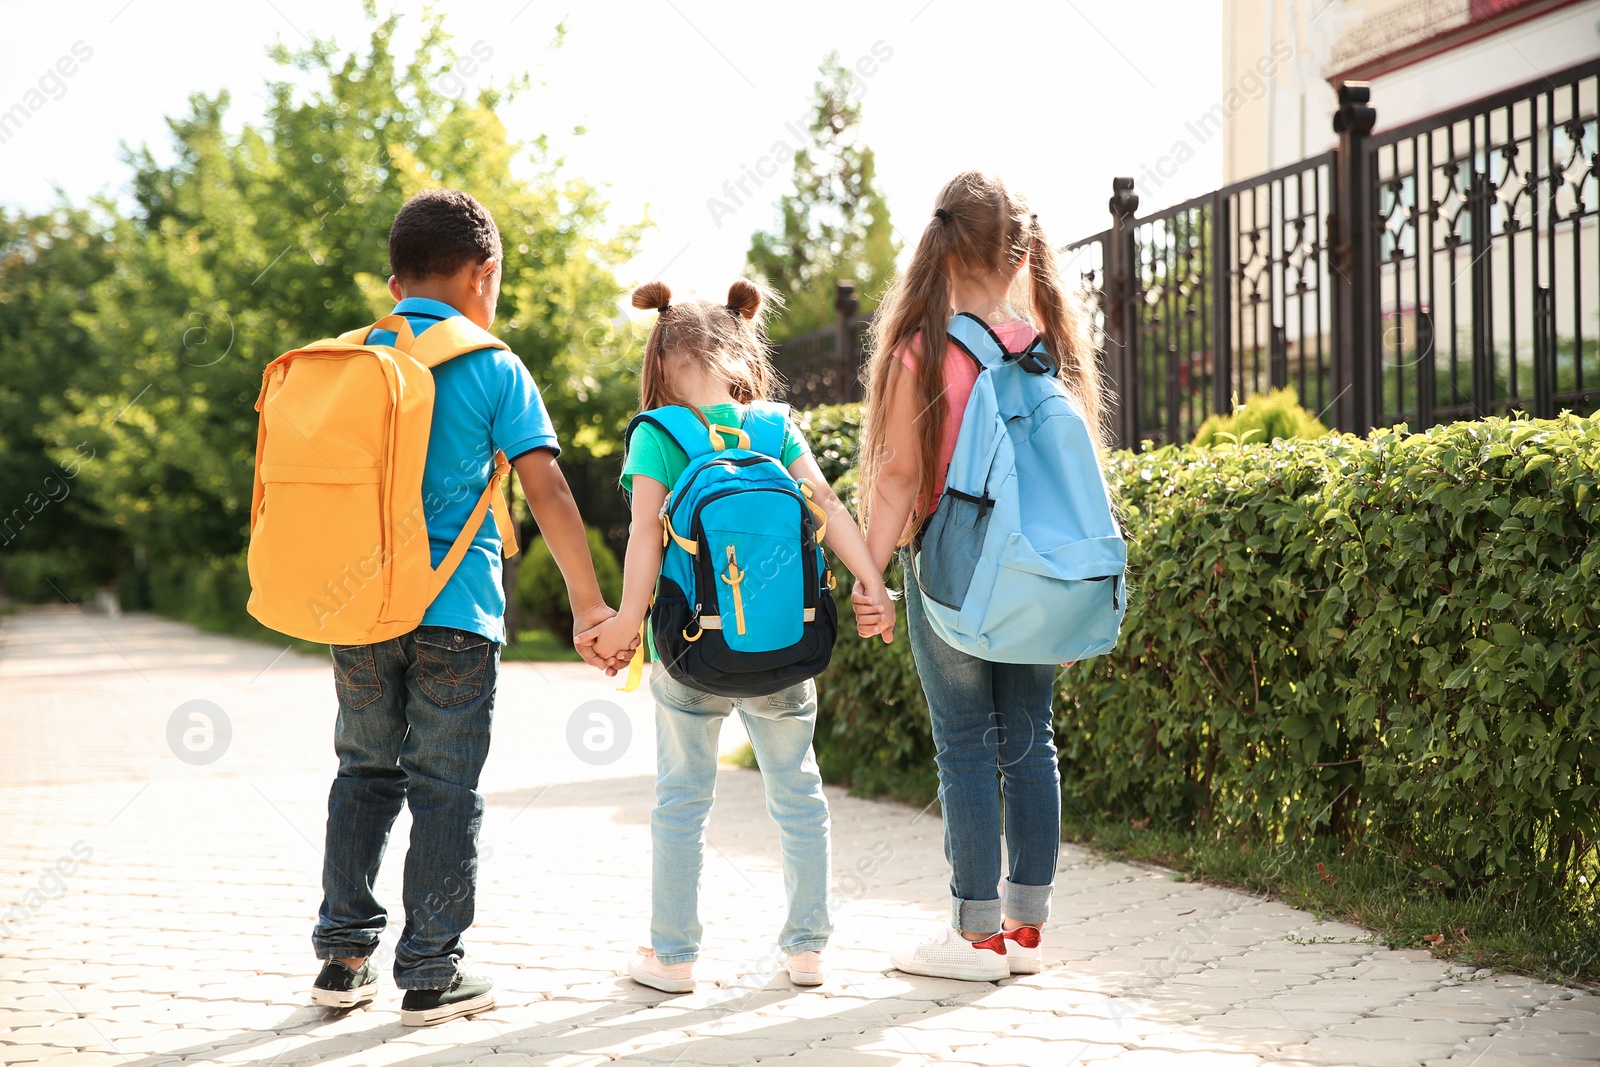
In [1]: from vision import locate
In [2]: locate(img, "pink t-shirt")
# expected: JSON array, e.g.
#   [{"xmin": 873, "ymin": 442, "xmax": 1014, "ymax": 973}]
[{"xmin": 897, "ymin": 319, "xmax": 1040, "ymax": 514}]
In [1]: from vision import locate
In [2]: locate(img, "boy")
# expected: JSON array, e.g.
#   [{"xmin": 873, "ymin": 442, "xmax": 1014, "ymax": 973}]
[{"xmin": 308, "ymin": 189, "xmax": 616, "ymax": 1025}]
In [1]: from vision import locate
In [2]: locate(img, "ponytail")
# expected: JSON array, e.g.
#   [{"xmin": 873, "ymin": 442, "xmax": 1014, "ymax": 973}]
[{"xmin": 860, "ymin": 210, "xmax": 955, "ymax": 537}]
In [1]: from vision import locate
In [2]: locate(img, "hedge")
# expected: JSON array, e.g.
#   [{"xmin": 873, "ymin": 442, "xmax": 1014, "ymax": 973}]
[{"xmin": 802, "ymin": 404, "xmax": 1600, "ymax": 898}]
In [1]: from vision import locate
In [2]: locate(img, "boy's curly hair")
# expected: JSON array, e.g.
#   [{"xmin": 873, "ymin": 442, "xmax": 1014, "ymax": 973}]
[{"xmin": 388, "ymin": 188, "xmax": 503, "ymax": 281}]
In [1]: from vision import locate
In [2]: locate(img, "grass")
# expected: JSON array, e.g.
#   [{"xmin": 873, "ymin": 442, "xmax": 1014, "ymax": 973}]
[
  {"xmin": 503, "ymin": 627, "xmax": 584, "ymax": 663},
  {"xmin": 1064, "ymin": 815, "xmax": 1600, "ymax": 988}
]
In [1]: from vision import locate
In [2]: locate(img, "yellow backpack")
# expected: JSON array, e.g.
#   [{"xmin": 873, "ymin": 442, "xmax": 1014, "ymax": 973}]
[{"xmin": 246, "ymin": 313, "xmax": 520, "ymax": 645}]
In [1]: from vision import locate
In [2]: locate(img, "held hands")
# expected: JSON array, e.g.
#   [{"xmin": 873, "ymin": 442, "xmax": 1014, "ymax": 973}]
[
  {"xmin": 572, "ymin": 603, "xmax": 638, "ymax": 677},
  {"xmin": 851, "ymin": 578, "xmax": 896, "ymax": 644}
]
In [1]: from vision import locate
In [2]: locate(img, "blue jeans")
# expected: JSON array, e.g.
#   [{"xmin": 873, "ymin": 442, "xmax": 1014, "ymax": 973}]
[
  {"xmin": 649, "ymin": 671, "xmax": 832, "ymax": 964},
  {"xmin": 312, "ymin": 625, "xmax": 497, "ymax": 990},
  {"xmin": 903, "ymin": 567, "xmax": 1060, "ymax": 934}
]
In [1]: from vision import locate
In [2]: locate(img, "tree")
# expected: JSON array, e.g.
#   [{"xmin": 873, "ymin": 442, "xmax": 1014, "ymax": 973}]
[
  {"xmin": 0, "ymin": 207, "xmax": 121, "ymax": 599},
  {"xmin": 746, "ymin": 54, "xmax": 897, "ymax": 342},
  {"xmin": 38, "ymin": 9, "xmax": 642, "ymax": 567}
]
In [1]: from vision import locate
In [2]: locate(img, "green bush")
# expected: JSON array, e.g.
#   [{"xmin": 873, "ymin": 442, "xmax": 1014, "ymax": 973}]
[
  {"xmin": 515, "ymin": 525, "xmax": 623, "ymax": 635},
  {"xmin": 812, "ymin": 407, "xmax": 1600, "ymax": 903},
  {"xmin": 1192, "ymin": 386, "xmax": 1328, "ymax": 447},
  {"xmin": 135, "ymin": 551, "xmax": 325, "ymax": 653}
]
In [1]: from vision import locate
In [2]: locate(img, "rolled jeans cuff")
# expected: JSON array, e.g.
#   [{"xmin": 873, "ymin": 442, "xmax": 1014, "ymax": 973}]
[
  {"xmin": 1002, "ymin": 879, "xmax": 1052, "ymax": 926},
  {"xmin": 951, "ymin": 895, "xmax": 1002, "ymax": 935}
]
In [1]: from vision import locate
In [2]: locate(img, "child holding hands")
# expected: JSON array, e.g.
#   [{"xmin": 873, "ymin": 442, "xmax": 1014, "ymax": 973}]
[{"xmin": 584, "ymin": 279, "xmax": 892, "ymax": 991}]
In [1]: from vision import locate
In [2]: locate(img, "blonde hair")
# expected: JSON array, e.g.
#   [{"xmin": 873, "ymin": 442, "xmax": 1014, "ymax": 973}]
[
  {"xmin": 860, "ymin": 171, "xmax": 1105, "ymax": 537},
  {"xmin": 633, "ymin": 279, "xmax": 780, "ymax": 414}
]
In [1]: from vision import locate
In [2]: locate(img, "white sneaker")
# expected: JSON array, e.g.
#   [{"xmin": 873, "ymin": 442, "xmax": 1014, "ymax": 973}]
[
  {"xmin": 627, "ymin": 947, "xmax": 696, "ymax": 993},
  {"xmin": 786, "ymin": 950, "xmax": 825, "ymax": 986},
  {"xmin": 890, "ymin": 926, "xmax": 1009, "ymax": 982},
  {"xmin": 1002, "ymin": 925, "xmax": 1043, "ymax": 974}
]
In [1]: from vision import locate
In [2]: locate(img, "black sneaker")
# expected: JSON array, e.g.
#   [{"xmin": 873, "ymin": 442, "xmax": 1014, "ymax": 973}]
[
  {"xmin": 311, "ymin": 959, "xmax": 378, "ymax": 1008},
  {"xmin": 399, "ymin": 972, "xmax": 495, "ymax": 1027}
]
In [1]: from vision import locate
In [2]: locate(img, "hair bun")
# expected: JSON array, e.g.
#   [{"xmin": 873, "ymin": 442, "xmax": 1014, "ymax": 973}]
[
  {"xmin": 632, "ymin": 281, "xmax": 672, "ymax": 312},
  {"xmin": 725, "ymin": 279, "xmax": 762, "ymax": 320}
]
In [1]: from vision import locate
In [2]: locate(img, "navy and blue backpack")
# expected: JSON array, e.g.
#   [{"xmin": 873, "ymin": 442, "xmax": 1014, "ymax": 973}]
[
  {"xmin": 911, "ymin": 314, "xmax": 1127, "ymax": 664},
  {"xmin": 625, "ymin": 401, "xmax": 838, "ymax": 698}
]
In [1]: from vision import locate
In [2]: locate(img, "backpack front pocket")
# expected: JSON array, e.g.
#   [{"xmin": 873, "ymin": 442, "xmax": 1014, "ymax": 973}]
[{"xmin": 915, "ymin": 488, "xmax": 994, "ymax": 610}]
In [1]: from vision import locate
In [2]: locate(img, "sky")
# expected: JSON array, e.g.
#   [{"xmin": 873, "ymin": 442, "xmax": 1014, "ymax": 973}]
[{"xmin": 0, "ymin": 0, "xmax": 1223, "ymax": 301}]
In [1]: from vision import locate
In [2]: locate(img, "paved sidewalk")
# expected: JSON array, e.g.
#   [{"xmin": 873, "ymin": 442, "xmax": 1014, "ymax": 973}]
[{"xmin": 1, "ymin": 606, "xmax": 1596, "ymax": 1067}]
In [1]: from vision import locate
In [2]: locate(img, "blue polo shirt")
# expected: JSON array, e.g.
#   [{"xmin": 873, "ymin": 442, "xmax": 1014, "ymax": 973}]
[{"xmin": 369, "ymin": 297, "xmax": 557, "ymax": 644}]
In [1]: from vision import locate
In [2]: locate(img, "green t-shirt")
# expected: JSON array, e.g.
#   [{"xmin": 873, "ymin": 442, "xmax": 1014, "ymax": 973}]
[{"xmin": 620, "ymin": 403, "xmax": 810, "ymax": 492}]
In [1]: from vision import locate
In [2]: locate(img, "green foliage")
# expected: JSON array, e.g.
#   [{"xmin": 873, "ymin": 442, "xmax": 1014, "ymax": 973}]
[
  {"xmin": 134, "ymin": 551, "xmax": 325, "ymax": 655},
  {"xmin": 746, "ymin": 54, "xmax": 897, "ymax": 341},
  {"xmin": 514, "ymin": 525, "xmax": 622, "ymax": 635},
  {"xmin": 1, "ymin": 9, "xmax": 641, "ymax": 598},
  {"xmin": 792, "ymin": 403, "xmax": 863, "ymax": 484},
  {"xmin": 1192, "ymin": 386, "xmax": 1328, "ymax": 447},
  {"xmin": 811, "ymin": 404, "xmax": 1600, "ymax": 976},
  {"xmin": 503, "ymin": 628, "xmax": 584, "ymax": 663},
  {"xmin": 0, "ymin": 208, "xmax": 124, "ymax": 597}
]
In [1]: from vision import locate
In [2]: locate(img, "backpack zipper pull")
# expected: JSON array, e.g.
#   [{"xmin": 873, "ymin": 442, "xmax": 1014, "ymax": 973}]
[{"xmin": 720, "ymin": 544, "xmax": 747, "ymax": 636}]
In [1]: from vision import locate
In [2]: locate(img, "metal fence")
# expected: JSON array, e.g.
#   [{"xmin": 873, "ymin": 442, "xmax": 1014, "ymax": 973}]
[
  {"xmin": 776, "ymin": 57, "xmax": 1599, "ymax": 451},
  {"xmin": 770, "ymin": 282, "xmax": 871, "ymax": 408}
]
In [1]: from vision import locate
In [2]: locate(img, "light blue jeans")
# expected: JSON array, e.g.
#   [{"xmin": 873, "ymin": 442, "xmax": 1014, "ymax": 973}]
[{"xmin": 648, "ymin": 670, "xmax": 833, "ymax": 964}]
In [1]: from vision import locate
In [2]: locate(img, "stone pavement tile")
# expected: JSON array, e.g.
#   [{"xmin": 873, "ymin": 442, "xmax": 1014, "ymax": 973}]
[
  {"xmin": 1517, "ymin": 999, "xmax": 1600, "ymax": 1035},
  {"xmin": 1110, "ymin": 1050, "xmax": 1265, "ymax": 1066},
  {"xmin": 1137, "ymin": 1027, "xmax": 1300, "ymax": 1054},
  {"xmin": 1459, "ymin": 1030, "xmax": 1600, "ymax": 1058},
  {"xmin": 1324, "ymin": 1014, "xmax": 1500, "ymax": 1043},
  {"xmin": 9, "ymin": 1055, "xmax": 133, "ymax": 1067},
  {"xmin": 1280, "ymin": 1036, "xmax": 1463, "ymax": 1066},
  {"xmin": 1369, "ymin": 1000, "xmax": 1532, "ymax": 1023},
  {"xmin": 765, "ymin": 1052, "xmax": 913, "ymax": 1067},
  {"xmin": 0, "ymin": 1021, "xmax": 110, "ymax": 1048},
  {"xmin": 1193, "ymin": 1007, "xmax": 1353, "ymax": 1031},
  {"xmin": 0, "ymin": 1014, "xmax": 79, "ymax": 1032},
  {"xmin": 0, "ymin": 1049, "xmax": 59, "ymax": 1065},
  {"xmin": 930, "ymin": 1005, "xmax": 1062, "ymax": 1033}
]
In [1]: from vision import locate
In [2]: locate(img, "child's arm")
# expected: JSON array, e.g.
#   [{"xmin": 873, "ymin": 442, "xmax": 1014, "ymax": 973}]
[
  {"xmin": 787, "ymin": 452, "xmax": 895, "ymax": 641},
  {"xmin": 585, "ymin": 476, "xmax": 668, "ymax": 661},
  {"xmin": 851, "ymin": 363, "xmax": 923, "ymax": 642},
  {"xmin": 861, "ymin": 362, "xmax": 923, "ymax": 574},
  {"xmin": 512, "ymin": 448, "xmax": 621, "ymax": 670}
]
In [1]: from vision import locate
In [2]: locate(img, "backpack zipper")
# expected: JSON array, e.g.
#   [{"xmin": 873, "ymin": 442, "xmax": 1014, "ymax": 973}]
[
  {"xmin": 720, "ymin": 545, "xmax": 747, "ymax": 635},
  {"xmin": 666, "ymin": 454, "xmax": 785, "ymax": 527}
]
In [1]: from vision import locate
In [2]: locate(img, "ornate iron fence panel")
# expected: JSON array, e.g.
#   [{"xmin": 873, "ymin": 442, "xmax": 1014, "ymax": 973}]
[
  {"xmin": 1221, "ymin": 152, "xmax": 1336, "ymax": 423},
  {"xmin": 1365, "ymin": 58, "xmax": 1599, "ymax": 427},
  {"xmin": 771, "ymin": 319, "xmax": 869, "ymax": 409},
  {"xmin": 1131, "ymin": 194, "xmax": 1213, "ymax": 447}
]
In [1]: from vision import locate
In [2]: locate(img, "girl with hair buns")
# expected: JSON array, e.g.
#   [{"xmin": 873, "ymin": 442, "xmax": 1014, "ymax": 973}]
[
  {"xmin": 581, "ymin": 279, "xmax": 892, "ymax": 993},
  {"xmin": 852, "ymin": 172, "xmax": 1109, "ymax": 982}
]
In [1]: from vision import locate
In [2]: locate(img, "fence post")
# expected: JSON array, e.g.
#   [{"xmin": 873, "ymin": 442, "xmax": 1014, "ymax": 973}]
[
  {"xmin": 1210, "ymin": 190, "xmax": 1233, "ymax": 420},
  {"xmin": 834, "ymin": 281, "xmax": 860, "ymax": 403},
  {"xmin": 1105, "ymin": 177, "xmax": 1140, "ymax": 449},
  {"xmin": 1331, "ymin": 81, "xmax": 1377, "ymax": 435}
]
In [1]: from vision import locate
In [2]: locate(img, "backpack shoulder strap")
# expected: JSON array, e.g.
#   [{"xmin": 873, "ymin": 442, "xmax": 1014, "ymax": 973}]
[
  {"xmin": 744, "ymin": 401, "xmax": 791, "ymax": 461},
  {"xmin": 407, "ymin": 316, "xmax": 510, "ymax": 366},
  {"xmin": 947, "ymin": 313, "xmax": 1054, "ymax": 375},
  {"xmin": 625, "ymin": 406, "xmax": 719, "ymax": 464},
  {"xmin": 337, "ymin": 313, "xmax": 417, "ymax": 350}
]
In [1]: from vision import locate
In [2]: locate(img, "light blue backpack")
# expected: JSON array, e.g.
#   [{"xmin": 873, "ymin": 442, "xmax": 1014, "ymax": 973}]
[{"xmin": 910, "ymin": 314, "xmax": 1127, "ymax": 663}]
